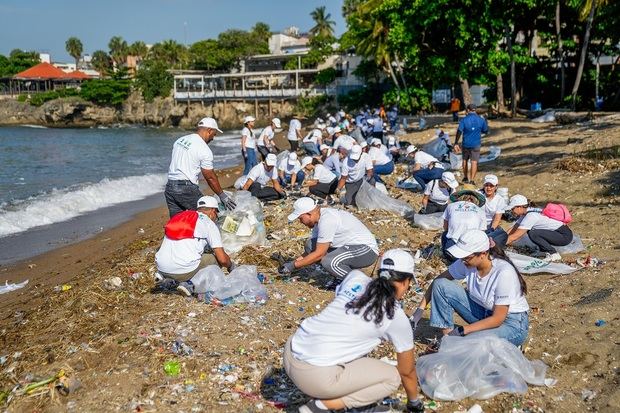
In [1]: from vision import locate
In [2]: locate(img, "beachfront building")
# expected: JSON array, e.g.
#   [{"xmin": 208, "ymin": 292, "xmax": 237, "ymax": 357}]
[{"xmin": 6, "ymin": 62, "xmax": 91, "ymax": 95}]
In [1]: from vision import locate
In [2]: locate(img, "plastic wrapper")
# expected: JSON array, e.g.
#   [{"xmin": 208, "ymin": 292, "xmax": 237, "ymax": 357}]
[
  {"xmin": 506, "ymin": 251, "xmax": 579, "ymax": 275},
  {"xmin": 446, "ymin": 146, "xmax": 501, "ymax": 170},
  {"xmin": 511, "ymin": 233, "xmax": 585, "ymax": 255},
  {"xmin": 413, "ymin": 212, "xmax": 444, "ymax": 230},
  {"xmin": 191, "ymin": 264, "xmax": 267, "ymax": 305},
  {"xmin": 355, "ymin": 181, "xmax": 414, "ymax": 217},
  {"xmin": 219, "ymin": 191, "xmax": 267, "ymax": 254},
  {"xmin": 417, "ymin": 334, "xmax": 554, "ymax": 401},
  {"xmin": 0, "ymin": 279, "xmax": 29, "ymax": 294},
  {"xmin": 396, "ymin": 177, "xmax": 423, "ymax": 191},
  {"xmin": 531, "ymin": 111, "xmax": 556, "ymax": 123}
]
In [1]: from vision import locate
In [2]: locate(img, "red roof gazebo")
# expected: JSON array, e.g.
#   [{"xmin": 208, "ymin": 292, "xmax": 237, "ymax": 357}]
[{"xmin": 9, "ymin": 62, "xmax": 91, "ymax": 95}]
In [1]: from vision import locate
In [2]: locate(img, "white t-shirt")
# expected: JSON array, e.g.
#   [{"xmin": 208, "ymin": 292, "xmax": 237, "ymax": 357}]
[
  {"xmin": 516, "ymin": 212, "xmax": 563, "ymax": 231},
  {"xmin": 278, "ymin": 158, "xmax": 302, "ymax": 175},
  {"xmin": 303, "ymin": 129, "xmax": 321, "ymax": 145},
  {"xmin": 312, "ymin": 164, "xmax": 337, "ymax": 184},
  {"xmin": 380, "ymin": 144, "xmax": 390, "ymax": 156},
  {"xmin": 442, "ymin": 201, "xmax": 487, "ymax": 241},
  {"xmin": 291, "ymin": 270, "xmax": 413, "ymax": 366},
  {"xmin": 155, "ymin": 212, "xmax": 223, "ymax": 274},
  {"xmin": 449, "ymin": 258, "xmax": 529, "ymax": 313},
  {"xmin": 241, "ymin": 126, "xmax": 256, "ymax": 149},
  {"xmin": 257, "ymin": 126, "xmax": 274, "ymax": 147},
  {"xmin": 341, "ymin": 153, "xmax": 373, "ymax": 183},
  {"xmin": 414, "ymin": 151, "xmax": 444, "ymax": 169},
  {"xmin": 333, "ymin": 135, "xmax": 356, "ymax": 150},
  {"xmin": 288, "ymin": 119, "xmax": 301, "ymax": 141},
  {"xmin": 424, "ymin": 179, "xmax": 451, "ymax": 205},
  {"xmin": 312, "ymin": 208, "xmax": 378, "ymax": 252},
  {"xmin": 369, "ymin": 146, "xmax": 392, "ymax": 166},
  {"xmin": 483, "ymin": 194, "xmax": 507, "ymax": 225},
  {"xmin": 247, "ymin": 163, "xmax": 277, "ymax": 186},
  {"xmin": 167, "ymin": 133, "xmax": 214, "ymax": 185}
]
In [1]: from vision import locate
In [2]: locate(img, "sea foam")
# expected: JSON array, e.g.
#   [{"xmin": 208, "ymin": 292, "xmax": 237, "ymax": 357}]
[{"xmin": 0, "ymin": 174, "xmax": 167, "ymax": 237}]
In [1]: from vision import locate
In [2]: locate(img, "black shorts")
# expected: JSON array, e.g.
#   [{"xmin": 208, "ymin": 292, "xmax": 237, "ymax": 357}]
[{"xmin": 462, "ymin": 147, "xmax": 481, "ymax": 161}]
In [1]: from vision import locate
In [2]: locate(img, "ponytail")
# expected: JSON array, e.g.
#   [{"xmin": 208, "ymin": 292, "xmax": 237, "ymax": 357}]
[
  {"xmin": 345, "ymin": 270, "xmax": 413, "ymax": 325},
  {"xmin": 489, "ymin": 245, "xmax": 527, "ymax": 295}
]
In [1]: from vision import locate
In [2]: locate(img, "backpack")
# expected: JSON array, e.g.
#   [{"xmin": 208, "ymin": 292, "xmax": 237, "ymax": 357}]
[
  {"xmin": 164, "ymin": 210, "xmax": 199, "ymax": 240},
  {"xmin": 542, "ymin": 203, "xmax": 572, "ymax": 224}
]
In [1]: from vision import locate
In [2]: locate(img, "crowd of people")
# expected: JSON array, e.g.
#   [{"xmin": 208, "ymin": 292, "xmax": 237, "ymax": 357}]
[{"xmin": 152, "ymin": 107, "xmax": 575, "ymax": 412}]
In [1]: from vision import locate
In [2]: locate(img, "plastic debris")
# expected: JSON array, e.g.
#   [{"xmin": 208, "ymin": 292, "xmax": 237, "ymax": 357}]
[
  {"xmin": 413, "ymin": 213, "xmax": 444, "ymax": 230},
  {"xmin": 531, "ymin": 111, "xmax": 556, "ymax": 123},
  {"xmin": 396, "ymin": 177, "xmax": 423, "ymax": 191},
  {"xmin": 594, "ymin": 319, "xmax": 606, "ymax": 327},
  {"xmin": 355, "ymin": 181, "xmax": 414, "ymax": 217},
  {"xmin": 104, "ymin": 276, "xmax": 123, "ymax": 290},
  {"xmin": 192, "ymin": 265, "xmax": 267, "ymax": 305},
  {"xmin": 506, "ymin": 251, "xmax": 579, "ymax": 275},
  {"xmin": 0, "ymin": 280, "xmax": 28, "ymax": 295},
  {"xmin": 581, "ymin": 389, "xmax": 597, "ymax": 401},
  {"xmin": 54, "ymin": 284, "xmax": 72, "ymax": 292},
  {"xmin": 164, "ymin": 360, "xmax": 181, "ymax": 376},
  {"xmin": 171, "ymin": 339, "xmax": 194, "ymax": 356},
  {"xmin": 220, "ymin": 191, "xmax": 267, "ymax": 254}
]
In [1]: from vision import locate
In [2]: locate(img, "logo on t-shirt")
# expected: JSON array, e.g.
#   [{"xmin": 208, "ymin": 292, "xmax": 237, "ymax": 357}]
[
  {"xmin": 341, "ymin": 283, "xmax": 363, "ymax": 300},
  {"xmin": 177, "ymin": 137, "xmax": 192, "ymax": 150}
]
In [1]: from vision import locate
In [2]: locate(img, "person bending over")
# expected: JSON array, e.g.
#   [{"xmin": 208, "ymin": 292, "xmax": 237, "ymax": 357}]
[
  {"xmin": 441, "ymin": 188, "xmax": 486, "ymax": 262},
  {"xmin": 404, "ymin": 145, "xmax": 444, "ymax": 190},
  {"xmin": 284, "ymin": 249, "xmax": 424, "ymax": 413},
  {"xmin": 337, "ymin": 145, "xmax": 374, "ymax": 206},
  {"xmin": 300, "ymin": 156, "xmax": 338, "ymax": 200},
  {"xmin": 420, "ymin": 171, "xmax": 458, "ymax": 214},
  {"xmin": 278, "ymin": 152, "xmax": 305, "ymax": 190},
  {"xmin": 242, "ymin": 154, "xmax": 286, "ymax": 201}
]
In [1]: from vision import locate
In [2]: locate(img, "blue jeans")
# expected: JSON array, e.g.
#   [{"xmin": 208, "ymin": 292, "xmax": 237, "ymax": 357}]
[
  {"xmin": 441, "ymin": 231, "xmax": 457, "ymax": 263},
  {"xmin": 430, "ymin": 278, "xmax": 529, "ymax": 346},
  {"xmin": 243, "ymin": 148, "xmax": 258, "ymax": 175},
  {"xmin": 303, "ymin": 142, "xmax": 320, "ymax": 156},
  {"xmin": 413, "ymin": 167, "xmax": 444, "ymax": 189},
  {"xmin": 279, "ymin": 171, "xmax": 305, "ymax": 188},
  {"xmin": 486, "ymin": 225, "xmax": 508, "ymax": 249},
  {"xmin": 373, "ymin": 161, "xmax": 394, "ymax": 183}
]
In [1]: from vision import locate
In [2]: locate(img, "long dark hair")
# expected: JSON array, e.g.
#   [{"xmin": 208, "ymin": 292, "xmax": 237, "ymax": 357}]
[
  {"xmin": 345, "ymin": 270, "xmax": 413, "ymax": 325},
  {"xmin": 489, "ymin": 245, "xmax": 527, "ymax": 295}
]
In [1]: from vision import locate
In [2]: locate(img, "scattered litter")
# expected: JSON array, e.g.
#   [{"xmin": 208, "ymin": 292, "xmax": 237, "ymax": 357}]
[
  {"xmin": 581, "ymin": 389, "xmax": 597, "ymax": 401},
  {"xmin": 164, "ymin": 360, "xmax": 181, "ymax": 376},
  {"xmin": 413, "ymin": 213, "xmax": 444, "ymax": 230},
  {"xmin": 577, "ymin": 256, "xmax": 603, "ymax": 268},
  {"xmin": 468, "ymin": 404, "xmax": 483, "ymax": 413},
  {"xmin": 594, "ymin": 319, "xmax": 606, "ymax": 327},
  {"xmin": 531, "ymin": 111, "xmax": 556, "ymax": 123},
  {"xmin": 104, "ymin": 276, "xmax": 123, "ymax": 290},
  {"xmin": 53, "ymin": 284, "xmax": 72, "ymax": 292},
  {"xmin": 192, "ymin": 265, "xmax": 268, "ymax": 305},
  {"xmin": 506, "ymin": 252, "xmax": 579, "ymax": 275},
  {"xmin": 171, "ymin": 339, "xmax": 194, "ymax": 356},
  {"xmin": 0, "ymin": 280, "xmax": 28, "ymax": 295},
  {"xmin": 355, "ymin": 181, "xmax": 414, "ymax": 217}
]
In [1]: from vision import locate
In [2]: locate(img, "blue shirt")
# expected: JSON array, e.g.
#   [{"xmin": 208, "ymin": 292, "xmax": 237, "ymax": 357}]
[
  {"xmin": 372, "ymin": 116, "xmax": 383, "ymax": 132},
  {"xmin": 458, "ymin": 113, "xmax": 488, "ymax": 148}
]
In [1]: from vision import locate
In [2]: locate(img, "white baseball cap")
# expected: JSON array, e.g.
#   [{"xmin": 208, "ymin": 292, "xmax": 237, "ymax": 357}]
[
  {"xmin": 350, "ymin": 145, "xmax": 362, "ymax": 160},
  {"xmin": 507, "ymin": 194, "xmax": 528, "ymax": 210},
  {"xmin": 301, "ymin": 156, "xmax": 313, "ymax": 169},
  {"xmin": 333, "ymin": 126, "xmax": 342, "ymax": 134},
  {"xmin": 388, "ymin": 136, "xmax": 396, "ymax": 144},
  {"xmin": 288, "ymin": 152, "xmax": 298, "ymax": 165},
  {"xmin": 483, "ymin": 174, "xmax": 499, "ymax": 186},
  {"xmin": 320, "ymin": 144, "xmax": 331, "ymax": 152},
  {"xmin": 406, "ymin": 145, "xmax": 418, "ymax": 155},
  {"xmin": 360, "ymin": 141, "xmax": 368, "ymax": 149},
  {"xmin": 447, "ymin": 230, "xmax": 491, "ymax": 259},
  {"xmin": 441, "ymin": 171, "xmax": 459, "ymax": 189},
  {"xmin": 265, "ymin": 153, "xmax": 277, "ymax": 166},
  {"xmin": 371, "ymin": 138, "xmax": 382, "ymax": 146},
  {"xmin": 271, "ymin": 118, "xmax": 281, "ymax": 128},
  {"xmin": 197, "ymin": 195, "xmax": 219, "ymax": 209},
  {"xmin": 243, "ymin": 115, "xmax": 256, "ymax": 124},
  {"xmin": 197, "ymin": 117, "xmax": 223, "ymax": 133},
  {"xmin": 326, "ymin": 127, "xmax": 335, "ymax": 136},
  {"xmin": 380, "ymin": 249, "xmax": 415, "ymax": 274},
  {"xmin": 287, "ymin": 197, "xmax": 317, "ymax": 222}
]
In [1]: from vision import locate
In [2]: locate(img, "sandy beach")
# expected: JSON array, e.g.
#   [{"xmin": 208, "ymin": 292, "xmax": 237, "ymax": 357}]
[{"xmin": 1, "ymin": 116, "xmax": 619, "ymax": 412}]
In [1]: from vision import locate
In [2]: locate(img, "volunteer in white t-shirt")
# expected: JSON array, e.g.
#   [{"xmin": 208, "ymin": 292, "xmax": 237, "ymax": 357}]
[
  {"xmin": 337, "ymin": 145, "xmax": 374, "ymax": 206},
  {"xmin": 420, "ymin": 171, "xmax": 458, "ymax": 214},
  {"xmin": 155, "ymin": 196, "xmax": 232, "ymax": 296},
  {"xmin": 165, "ymin": 117, "xmax": 236, "ymax": 217},
  {"xmin": 413, "ymin": 230, "xmax": 529, "ymax": 347},
  {"xmin": 280, "ymin": 198, "xmax": 379, "ymax": 283},
  {"xmin": 241, "ymin": 116, "xmax": 258, "ymax": 175},
  {"xmin": 332, "ymin": 128, "xmax": 356, "ymax": 151},
  {"xmin": 506, "ymin": 194, "xmax": 573, "ymax": 262},
  {"xmin": 387, "ymin": 135, "xmax": 401, "ymax": 162},
  {"xmin": 287, "ymin": 115, "xmax": 303, "ymax": 152},
  {"xmin": 242, "ymin": 153, "xmax": 286, "ymax": 201},
  {"xmin": 441, "ymin": 189, "xmax": 487, "ymax": 262},
  {"xmin": 369, "ymin": 138, "xmax": 394, "ymax": 183},
  {"xmin": 405, "ymin": 145, "xmax": 444, "ymax": 189},
  {"xmin": 277, "ymin": 152, "xmax": 305, "ymax": 189},
  {"xmin": 256, "ymin": 118, "xmax": 281, "ymax": 160},
  {"xmin": 284, "ymin": 249, "xmax": 424, "ymax": 413},
  {"xmin": 300, "ymin": 156, "xmax": 338, "ymax": 200},
  {"xmin": 302, "ymin": 129, "xmax": 322, "ymax": 156},
  {"xmin": 480, "ymin": 174, "xmax": 509, "ymax": 248},
  {"xmin": 322, "ymin": 146, "xmax": 344, "ymax": 179}
]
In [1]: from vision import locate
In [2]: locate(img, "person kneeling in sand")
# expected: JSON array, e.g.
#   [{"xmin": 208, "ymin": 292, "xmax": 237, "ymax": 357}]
[
  {"xmin": 284, "ymin": 249, "xmax": 424, "ymax": 413},
  {"xmin": 300, "ymin": 156, "xmax": 338, "ymax": 201},
  {"xmin": 441, "ymin": 188, "xmax": 487, "ymax": 263},
  {"xmin": 155, "ymin": 196, "xmax": 232, "ymax": 296},
  {"xmin": 279, "ymin": 197, "xmax": 378, "ymax": 287},
  {"xmin": 419, "ymin": 171, "xmax": 459, "ymax": 214},
  {"xmin": 242, "ymin": 153, "xmax": 286, "ymax": 201}
]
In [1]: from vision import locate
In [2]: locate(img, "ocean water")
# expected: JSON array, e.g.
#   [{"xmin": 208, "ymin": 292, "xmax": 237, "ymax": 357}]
[{"xmin": 0, "ymin": 125, "xmax": 242, "ymax": 238}]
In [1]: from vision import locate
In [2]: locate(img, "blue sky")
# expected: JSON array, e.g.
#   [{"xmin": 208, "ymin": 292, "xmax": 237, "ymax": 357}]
[{"xmin": 0, "ymin": 0, "xmax": 346, "ymax": 62}]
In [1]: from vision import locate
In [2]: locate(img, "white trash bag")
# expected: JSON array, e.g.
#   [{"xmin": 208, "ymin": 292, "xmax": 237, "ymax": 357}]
[
  {"xmin": 191, "ymin": 264, "xmax": 267, "ymax": 304},
  {"xmin": 511, "ymin": 233, "xmax": 585, "ymax": 255},
  {"xmin": 413, "ymin": 212, "xmax": 444, "ymax": 230},
  {"xmin": 417, "ymin": 334, "xmax": 555, "ymax": 401},
  {"xmin": 234, "ymin": 175, "xmax": 247, "ymax": 190},
  {"xmin": 0, "ymin": 280, "xmax": 29, "ymax": 295},
  {"xmin": 355, "ymin": 181, "xmax": 414, "ymax": 217},
  {"xmin": 531, "ymin": 111, "xmax": 556, "ymax": 123},
  {"xmin": 396, "ymin": 176, "xmax": 423, "ymax": 191},
  {"xmin": 219, "ymin": 191, "xmax": 267, "ymax": 254},
  {"xmin": 422, "ymin": 137, "xmax": 449, "ymax": 160},
  {"xmin": 506, "ymin": 251, "xmax": 579, "ymax": 275}
]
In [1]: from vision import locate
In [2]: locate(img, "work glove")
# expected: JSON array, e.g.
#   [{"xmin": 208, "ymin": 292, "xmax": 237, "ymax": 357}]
[
  {"xmin": 410, "ymin": 308, "xmax": 424, "ymax": 329},
  {"xmin": 406, "ymin": 399, "xmax": 424, "ymax": 413},
  {"xmin": 448, "ymin": 326, "xmax": 465, "ymax": 337},
  {"xmin": 218, "ymin": 192, "xmax": 237, "ymax": 210},
  {"xmin": 278, "ymin": 261, "xmax": 296, "ymax": 275},
  {"xmin": 228, "ymin": 261, "xmax": 238, "ymax": 272},
  {"xmin": 418, "ymin": 207, "xmax": 427, "ymax": 214}
]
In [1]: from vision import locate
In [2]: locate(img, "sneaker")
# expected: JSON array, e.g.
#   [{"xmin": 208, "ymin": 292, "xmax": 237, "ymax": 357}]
[
  {"xmin": 298, "ymin": 399, "xmax": 331, "ymax": 413},
  {"xmin": 544, "ymin": 252, "xmax": 562, "ymax": 262},
  {"xmin": 323, "ymin": 278, "xmax": 342, "ymax": 291},
  {"xmin": 345, "ymin": 403, "xmax": 391, "ymax": 412},
  {"xmin": 176, "ymin": 280, "xmax": 195, "ymax": 296}
]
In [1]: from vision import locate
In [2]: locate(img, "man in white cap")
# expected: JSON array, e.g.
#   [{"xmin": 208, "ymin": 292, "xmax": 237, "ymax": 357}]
[
  {"xmin": 280, "ymin": 197, "xmax": 378, "ymax": 285},
  {"xmin": 165, "ymin": 117, "xmax": 236, "ymax": 217},
  {"xmin": 278, "ymin": 152, "xmax": 305, "ymax": 189},
  {"xmin": 302, "ymin": 128, "xmax": 323, "ymax": 156},
  {"xmin": 368, "ymin": 138, "xmax": 394, "ymax": 183},
  {"xmin": 288, "ymin": 115, "xmax": 303, "ymax": 152},
  {"xmin": 405, "ymin": 144, "xmax": 444, "ymax": 190},
  {"xmin": 241, "ymin": 115, "xmax": 257, "ymax": 175},
  {"xmin": 420, "ymin": 171, "xmax": 459, "ymax": 214},
  {"xmin": 242, "ymin": 153, "xmax": 286, "ymax": 201},
  {"xmin": 332, "ymin": 127, "xmax": 356, "ymax": 151},
  {"xmin": 257, "ymin": 118, "xmax": 281, "ymax": 160},
  {"xmin": 337, "ymin": 145, "xmax": 374, "ymax": 206},
  {"xmin": 386, "ymin": 135, "xmax": 401, "ymax": 162},
  {"xmin": 155, "ymin": 195, "xmax": 232, "ymax": 296}
]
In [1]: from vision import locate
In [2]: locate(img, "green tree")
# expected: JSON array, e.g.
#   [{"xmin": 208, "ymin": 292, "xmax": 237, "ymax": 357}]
[
  {"xmin": 189, "ymin": 39, "xmax": 232, "ymax": 71},
  {"xmin": 80, "ymin": 78, "xmax": 131, "ymax": 106},
  {"xmin": 134, "ymin": 59, "xmax": 173, "ymax": 102},
  {"xmin": 251, "ymin": 22, "xmax": 271, "ymax": 44},
  {"xmin": 129, "ymin": 41, "xmax": 149, "ymax": 63},
  {"xmin": 0, "ymin": 50, "xmax": 40, "ymax": 77},
  {"xmin": 310, "ymin": 6, "xmax": 336, "ymax": 39},
  {"xmin": 91, "ymin": 50, "xmax": 112, "ymax": 77},
  {"xmin": 65, "ymin": 37, "xmax": 83, "ymax": 70},
  {"xmin": 149, "ymin": 40, "xmax": 188, "ymax": 69},
  {"xmin": 108, "ymin": 36, "xmax": 128, "ymax": 69}
]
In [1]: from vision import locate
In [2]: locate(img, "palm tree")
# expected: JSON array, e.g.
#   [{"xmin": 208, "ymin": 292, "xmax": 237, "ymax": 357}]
[
  {"xmin": 149, "ymin": 40, "xmax": 188, "ymax": 69},
  {"xmin": 129, "ymin": 41, "xmax": 148, "ymax": 62},
  {"xmin": 65, "ymin": 37, "xmax": 83, "ymax": 70},
  {"xmin": 91, "ymin": 50, "xmax": 112, "ymax": 77},
  {"xmin": 108, "ymin": 36, "xmax": 129, "ymax": 69},
  {"xmin": 310, "ymin": 6, "xmax": 336, "ymax": 39}
]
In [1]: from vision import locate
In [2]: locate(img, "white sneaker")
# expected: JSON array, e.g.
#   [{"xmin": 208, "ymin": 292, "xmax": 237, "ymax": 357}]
[{"xmin": 544, "ymin": 252, "xmax": 562, "ymax": 262}]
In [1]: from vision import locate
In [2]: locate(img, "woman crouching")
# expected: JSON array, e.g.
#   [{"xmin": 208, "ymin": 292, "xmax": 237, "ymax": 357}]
[{"xmin": 284, "ymin": 249, "xmax": 424, "ymax": 413}]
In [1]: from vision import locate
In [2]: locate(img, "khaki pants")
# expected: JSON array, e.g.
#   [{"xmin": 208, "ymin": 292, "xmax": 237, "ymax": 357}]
[
  {"xmin": 283, "ymin": 337, "xmax": 401, "ymax": 408},
  {"xmin": 158, "ymin": 254, "xmax": 217, "ymax": 282}
]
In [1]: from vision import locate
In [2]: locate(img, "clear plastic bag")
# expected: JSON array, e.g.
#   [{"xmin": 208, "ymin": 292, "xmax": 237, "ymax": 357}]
[
  {"xmin": 396, "ymin": 177, "xmax": 423, "ymax": 191},
  {"xmin": 417, "ymin": 334, "xmax": 554, "ymax": 401},
  {"xmin": 413, "ymin": 212, "xmax": 444, "ymax": 230},
  {"xmin": 219, "ymin": 191, "xmax": 267, "ymax": 254},
  {"xmin": 531, "ymin": 111, "xmax": 556, "ymax": 123},
  {"xmin": 191, "ymin": 264, "xmax": 268, "ymax": 304},
  {"xmin": 355, "ymin": 181, "xmax": 414, "ymax": 217},
  {"xmin": 506, "ymin": 251, "xmax": 579, "ymax": 275},
  {"xmin": 511, "ymin": 233, "xmax": 585, "ymax": 255}
]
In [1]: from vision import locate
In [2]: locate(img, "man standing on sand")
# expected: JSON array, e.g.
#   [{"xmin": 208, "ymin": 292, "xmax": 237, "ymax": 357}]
[
  {"xmin": 288, "ymin": 115, "xmax": 303, "ymax": 152},
  {"xmin": 165, "ymin": 117, "xmax": 236, "ymax": 217},
  {"xmin": 450, "ymin": 96, "xmax": 461, "ymax": 122},
  {"xmin": 454, "ymin": 104, "xmax": 488, "ymax": 185}
]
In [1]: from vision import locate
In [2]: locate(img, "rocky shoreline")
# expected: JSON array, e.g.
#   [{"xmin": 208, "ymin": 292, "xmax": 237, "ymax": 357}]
[{"xmin": 0, "ymin": 92, "xmax": 296, "ymax": 129}]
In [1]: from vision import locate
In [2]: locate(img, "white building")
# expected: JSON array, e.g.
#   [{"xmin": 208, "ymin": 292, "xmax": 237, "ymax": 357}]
[{"xmin": 268, "ymin": 33, "xmax": 310, "ymax": 55}]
